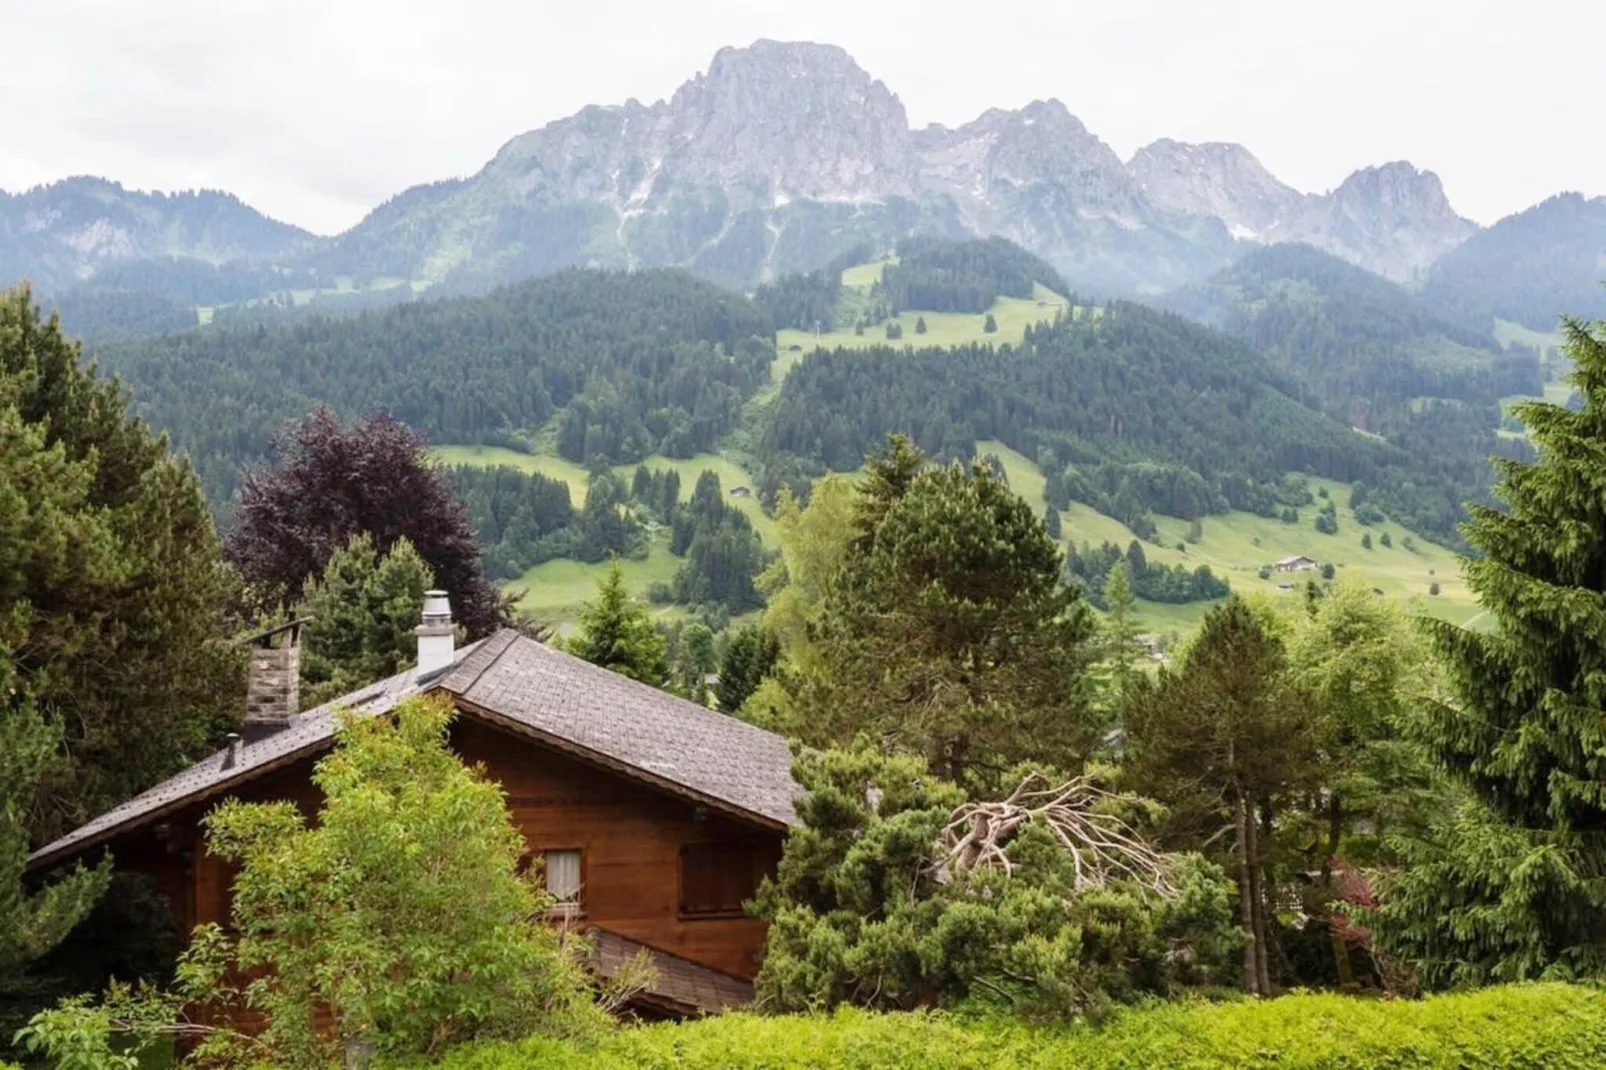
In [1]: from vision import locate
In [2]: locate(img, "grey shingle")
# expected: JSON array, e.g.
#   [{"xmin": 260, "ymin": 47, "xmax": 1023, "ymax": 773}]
[{"xmin": 28, "ymin": 631, "xmax": 800, "ymax": 872}]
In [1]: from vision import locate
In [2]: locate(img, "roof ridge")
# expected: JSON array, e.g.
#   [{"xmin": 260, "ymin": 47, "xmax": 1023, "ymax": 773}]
[{"xmin": 438, "ymin": 628, "xmax": 518, "ymax": 695}]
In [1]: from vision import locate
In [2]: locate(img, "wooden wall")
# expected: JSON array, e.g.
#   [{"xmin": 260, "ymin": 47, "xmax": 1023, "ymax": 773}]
[{"xmin": 117, "ymin": 711, "xmax": 781, "ymax": 983}]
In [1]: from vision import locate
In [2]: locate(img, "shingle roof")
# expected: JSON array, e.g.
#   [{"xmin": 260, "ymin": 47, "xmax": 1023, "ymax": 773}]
[
  {"xmin": 587, "ymin": 927, "xmax": 754, "ymax": 1016},
  {"xmin": 444, "ymin": 631, "xmax": 799, "ymax": 828},
  {"xmin": 28, "ymin": 630, "xmax": 801, "ymax": 872}
]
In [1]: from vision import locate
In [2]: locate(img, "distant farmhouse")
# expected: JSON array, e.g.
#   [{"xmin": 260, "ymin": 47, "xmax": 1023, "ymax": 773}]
[
  {"xmin": 1273, "ymin": 555, "xmax": 1317, "ymax": 573},
  {"xmin": 729, "ymin": 485, "xmax": 753, "ymax": 499}
]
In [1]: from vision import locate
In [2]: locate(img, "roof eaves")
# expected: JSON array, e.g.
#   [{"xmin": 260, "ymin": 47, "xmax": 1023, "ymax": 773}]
[{"xmin": 451, "ymin": 695, "xmax": 793, "ymax": 832}]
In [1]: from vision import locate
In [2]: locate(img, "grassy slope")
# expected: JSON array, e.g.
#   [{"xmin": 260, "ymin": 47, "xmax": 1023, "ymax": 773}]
[
  {"xmin": 430, "ymin": 446, "xmax": 775, "ymax": 619},
  {"xmin": 977, "ymin": 440, "xmax": 1479, "ymax": 636},
  {"xmin": 775, "ymin": 252, "xmax": 1070, "ymax": 363}
]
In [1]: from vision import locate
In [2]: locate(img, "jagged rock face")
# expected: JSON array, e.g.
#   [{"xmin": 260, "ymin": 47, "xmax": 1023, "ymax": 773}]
[
  {"xmin": 1127, "ymin": 144, "xmax": 1474, "ymax": 281},
  {"xmin": 0, "ymin": 177, "xmax": 316, "ymax": 292},
  {"xmin": 1272, "ymin": 163, "xmax": 1475, "ymax": 282},
  {"xmin": 663, "ymin": 41, "xmax": 919, "ymax": 202},
  {"xmin": 9, "ymin": 40, "xmax": 1481, "ymax": 299},
  {"xmin": 1129, "ymin": 139, "xmax": 1303, "ymax": 240}
]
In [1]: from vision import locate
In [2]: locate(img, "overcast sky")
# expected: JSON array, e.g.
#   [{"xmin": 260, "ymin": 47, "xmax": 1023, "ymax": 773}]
[{"xmin": 5, "ymin": 0, "xmax": 1597, "ymax": 235}]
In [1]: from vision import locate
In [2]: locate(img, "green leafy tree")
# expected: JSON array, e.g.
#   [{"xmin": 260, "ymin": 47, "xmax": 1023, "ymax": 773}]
[
  {"xmin": 754, "ymin": 744, "xmax": 1237, "ymax": 1018},
  {"xmin": 982, "ymin": 312, "xmax": 998, "ymax": 334},
  {"xmin": 800, "ymin": 437, "xmax": 1098, "ymax": 785},
  {"xmin": 299, "ymin": 533, "xmax": 436, "ymax": 706},
  {"xmin": 0, "ymin": 287, "xmax": 240, "ymax": 840},
  {"xmin": 1361, "ymin": 532, "xmax": 1373, "ymax": 550},
  {"xmin": 17, "ymin": 697, "xmax": 609, "ymax": 1069},
  {"xmin": 568, "ymin": 563, "xmax": 668, "ymax": 686},
  {"xmin": 1126, "ymin": 598, "xmax": 1319, "ymax": 995},
  {"xmin": 1371, "ymin": 319, "xmax": 1606, "ymax": 984}
]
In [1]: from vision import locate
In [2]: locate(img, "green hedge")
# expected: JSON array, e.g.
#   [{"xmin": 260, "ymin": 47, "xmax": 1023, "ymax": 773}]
[{"xmin": 422, "ymin": 984, "xmax": 1606, "ymax": 1069}]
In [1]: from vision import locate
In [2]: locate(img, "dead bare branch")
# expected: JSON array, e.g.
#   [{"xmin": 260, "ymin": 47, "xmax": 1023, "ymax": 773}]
[{"xmin": 933, "ymin": 772, "xmax": 1178, "ymax": 897}]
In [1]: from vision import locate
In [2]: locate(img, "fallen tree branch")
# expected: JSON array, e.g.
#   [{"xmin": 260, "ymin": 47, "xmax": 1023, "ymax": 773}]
[{"xmin": 933, "ymin": 772, "xmax": 1178, "ymax": 897}]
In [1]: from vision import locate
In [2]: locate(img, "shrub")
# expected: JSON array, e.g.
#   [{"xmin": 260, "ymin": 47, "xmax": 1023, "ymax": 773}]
[{"xmin": 424, "ymin": 983, "xmax": 1606, "ymax": 1070}]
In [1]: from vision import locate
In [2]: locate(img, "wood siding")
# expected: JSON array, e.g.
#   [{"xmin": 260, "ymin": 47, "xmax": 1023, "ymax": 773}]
[{"xmin": 110, "ymin": 708, "xmax": 781, "ymax": 984}]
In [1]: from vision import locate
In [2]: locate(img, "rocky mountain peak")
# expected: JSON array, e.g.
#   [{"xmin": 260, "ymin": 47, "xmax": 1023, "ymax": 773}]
[
  {"xmin": 1283, "ymin": 161, "xmax": 1475, "ymax": 281},
  {"xmin": 665, "ymin": 39, "xmax": 918, "ymax": 201},
  {"xmin": 1128, "ymin": 139, "xmax": 1302, "ymax": 239}
]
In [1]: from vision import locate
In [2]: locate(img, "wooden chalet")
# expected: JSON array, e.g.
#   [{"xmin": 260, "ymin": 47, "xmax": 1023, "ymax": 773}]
[
  {"xmin": 26, "ymin": 593, "xmax": 802, "ymax": 1019},
  {"xmin": 1273, "ymin": 554, "xmax": 1318, "ymax": 573}
]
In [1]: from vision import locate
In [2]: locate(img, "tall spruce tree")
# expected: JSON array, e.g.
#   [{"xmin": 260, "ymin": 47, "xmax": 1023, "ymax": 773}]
[
  {"xmin": 1373, "ymin": 317, "xmax": 1606, "ymax": 983},
  {"xmin": 0, "ymin": 288, "xmax": 241, "ymax": 839}
]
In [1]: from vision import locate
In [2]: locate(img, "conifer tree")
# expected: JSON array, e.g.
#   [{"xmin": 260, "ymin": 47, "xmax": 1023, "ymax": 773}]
[
  {"xmin": 299, "ymin": 534, "xmax": 436, "ymax": 706},
  {"xmin": 0, "ymin": 288, "xmax": 240, "ymax": 837},
  {"xmin": 983, "ymin": 312, "xmax": 998, "ymax": 333},
  {"xmin": 803, "ymin": 436, "xmax": 1097, "ymax": 785},
  {"xmin": 1374, "ymin": 318, "xmax": 1606, "ymax": 983},
  {"xmin": 1099, "ymin": 561, "xmax": 1141, "ymax": 719},
  {"xmin": 567, "ymin": 563, "xmax": 668, "ymax": 686}
]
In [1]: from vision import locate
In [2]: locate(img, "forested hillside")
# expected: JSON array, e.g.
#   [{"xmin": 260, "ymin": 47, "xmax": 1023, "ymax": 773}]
[
  {"xmin": 94, "ymin": 269, "xmax": 774, "ymax": 507},
  {"xmin": 1420, "ymin": 193, "xmax": 1606, "ymax": 333},
  {"xmin": 1158, "ymin": 243, "xmax": 1540, "ymax": 428},
  {"xmin": 761, "ymin": 300, "xmax": 1497, "ymax": 543}
]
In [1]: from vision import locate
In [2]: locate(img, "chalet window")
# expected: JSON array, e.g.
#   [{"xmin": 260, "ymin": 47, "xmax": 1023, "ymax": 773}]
[
  {"xmin": 680, "ymin": 842, "xmax": 759, "ymax": 919},
  {"xmin": 543, "ymin": 849, "xmax": 583, "ymax": 920}
]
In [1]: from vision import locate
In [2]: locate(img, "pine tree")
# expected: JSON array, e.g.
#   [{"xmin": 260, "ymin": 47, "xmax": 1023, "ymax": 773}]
[
  {"xmin": 1043, "ymin": 505, "xmax": 1062, "ymax": 540},
  {"xmin": 0, "ymin": 287, "xmax": 241, "ymax": 837},
  {"xmin": 1126, "ymin": 598, "xmax": 1318, "ymax": 996},
  {"xmin": 1099, "ymin": 561, "xmax": 1141, "ymax": 720},
  {"xmin": 299, "ymin": 534, "xmax": 436, "ymax": 706},
  {"xmin": 716, "ymin": 626, "xmax": 780, "ymax": 715},
  {"xmin": 914, "ymin": 316, "xmax": 927, "ymax": 335},
  {"xmin": 567, "ymin": 563, "xmax": 668, "ymax": 686},
  {"xmin": 983, "ymin": 312, "xmax": 998, "ymax": 334},
  {"xmin": 804, "ymin": 438, "xmax": 1098, "ymax": 785}
]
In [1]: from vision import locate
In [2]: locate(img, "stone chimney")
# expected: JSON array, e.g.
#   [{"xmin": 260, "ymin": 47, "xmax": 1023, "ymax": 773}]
[
  {"xmin": 243, "ymin": 619, "xmax": 308, "ymax": 743},
  {"xmin": 416, "ymin": 590, "xmax": 455, "ymax": 677}
]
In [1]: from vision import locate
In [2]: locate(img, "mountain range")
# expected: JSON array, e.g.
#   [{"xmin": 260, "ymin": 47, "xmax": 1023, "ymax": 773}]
[{"xmin": 3, "ymin": 39, "xmax": 1602, "ymax": 321}]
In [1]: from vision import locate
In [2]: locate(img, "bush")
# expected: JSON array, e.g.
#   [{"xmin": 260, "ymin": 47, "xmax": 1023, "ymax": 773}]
[{"xmin": 424, "ymin": 983, "xmax": 1606, "ymax": 1069}]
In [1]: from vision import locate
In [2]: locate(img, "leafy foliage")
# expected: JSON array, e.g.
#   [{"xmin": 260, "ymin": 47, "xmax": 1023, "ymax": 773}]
[
  {"xmin": 417, "ymin": 984, "xmax": 1606, "ymax": 1069},
  {"xmin": 16, "ymin": 697, "xmax": 608, "ymax": 1069},
  {"xmin": 226, "ymin": 408, "xmax": 508, "ymax": 638}
]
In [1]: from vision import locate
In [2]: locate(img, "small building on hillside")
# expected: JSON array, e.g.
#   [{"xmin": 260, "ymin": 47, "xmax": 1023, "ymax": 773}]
[
  {"xmin": 1273, "ymin": 555, "xmax": 1317, "ymax": 573},
  {"xmin": 27, "ymin": 593, "xmax": 801, "ymax": 1020},
  {"xmin": 729, "ymin": 485, "xmax": 752, "ymax": 499}
]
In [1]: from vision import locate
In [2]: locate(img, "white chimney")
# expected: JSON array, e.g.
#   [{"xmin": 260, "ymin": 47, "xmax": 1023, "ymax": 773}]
[{"xmin": 415, "ymin": 589, "xmax": 455, "ymax": 676}]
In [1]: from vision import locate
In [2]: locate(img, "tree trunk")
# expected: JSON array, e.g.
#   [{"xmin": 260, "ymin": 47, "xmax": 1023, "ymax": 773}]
[
  {"xmin": 1255, "ymin": 797, "xmax": 1275, "ymax": 995},
  {"xmin": 1236, "ymin": 793, "xmax": 1260, "ymax": 996}
]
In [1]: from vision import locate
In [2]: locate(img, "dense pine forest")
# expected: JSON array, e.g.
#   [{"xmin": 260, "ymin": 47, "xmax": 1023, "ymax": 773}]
[
  {"xmin": 93, "ymin": 269, "xmax": 773, "ymax": 508},
  {"xmin": 1160, "ymin": 242, "xmax": 1541, "ymax": 426}
]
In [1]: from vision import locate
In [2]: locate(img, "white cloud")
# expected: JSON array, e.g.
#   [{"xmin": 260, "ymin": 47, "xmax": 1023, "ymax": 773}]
[{"xmin": 3, "ymin": 0, "xmax": 1599, "ymax": 233}]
